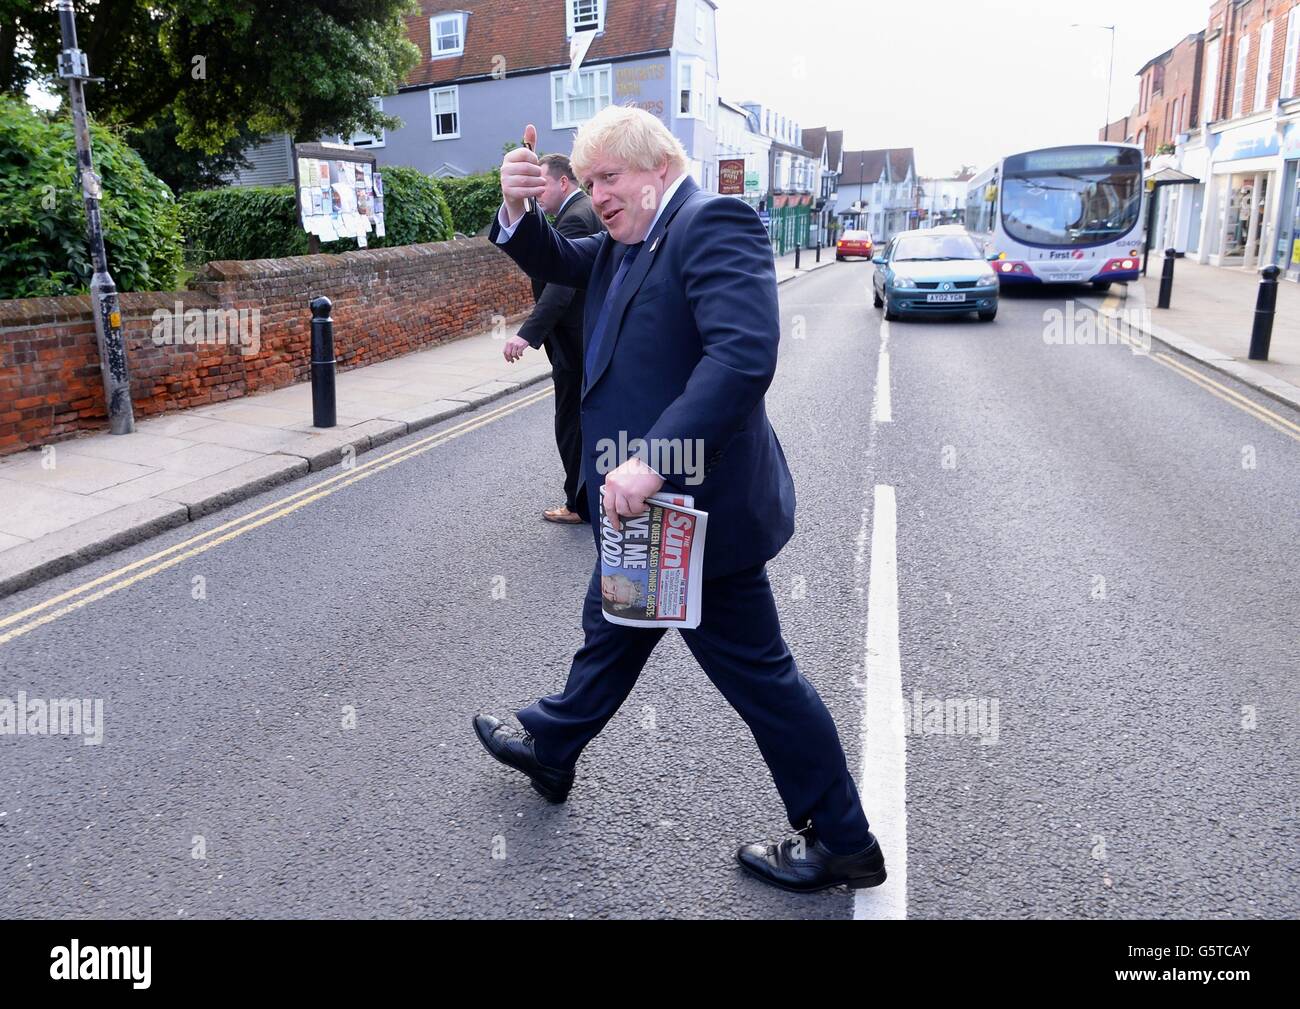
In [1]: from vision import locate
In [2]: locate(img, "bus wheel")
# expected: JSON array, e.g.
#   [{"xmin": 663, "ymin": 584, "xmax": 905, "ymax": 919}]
[{"xmin": 1090, "ymin": 280, "xmax": 1112, "ymax": 292}]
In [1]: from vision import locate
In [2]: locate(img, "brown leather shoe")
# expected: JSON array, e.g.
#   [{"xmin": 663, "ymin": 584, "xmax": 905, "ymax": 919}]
[{"xmin": 542, "ymin": 505, "xmax": 584, "ymax": 524}]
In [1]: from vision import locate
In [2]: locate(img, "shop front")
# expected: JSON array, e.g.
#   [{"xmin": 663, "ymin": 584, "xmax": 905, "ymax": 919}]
[
  {"xmin": 1275, "ymin": 121, "xmax": 1300, "ymax": 280},
  {"xmin": 1202, "ymin": 117, "xmax": 1283, "ymax": 271}
]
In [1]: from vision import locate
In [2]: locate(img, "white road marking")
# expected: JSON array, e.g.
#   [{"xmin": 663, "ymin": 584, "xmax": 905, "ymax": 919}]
[
  {"xmin": 854, "ymin": 484, "xmax": 907, "ymax": 920},
  {"xmin": 874, "ymin": 320, "xmax": 892, "ymax": 423},
  {"xmin": 874, "ymin": 351, "xmax": 892, "ymax": 423}
]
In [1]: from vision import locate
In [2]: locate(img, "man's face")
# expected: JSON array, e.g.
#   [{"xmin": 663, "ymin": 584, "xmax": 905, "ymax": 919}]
[
  {"xmin": 581, "ymin": 153, "xmax": 672, "ymax": 244},
  {"xmin": 538, "ymin": 167, "xmax": 570, "ymax": 216}
]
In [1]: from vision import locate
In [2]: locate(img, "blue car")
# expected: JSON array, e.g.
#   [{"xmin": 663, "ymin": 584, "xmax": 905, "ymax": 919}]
[{"xmin": 872, "ymin": 229, "xmax": 999, "ymax": 322}]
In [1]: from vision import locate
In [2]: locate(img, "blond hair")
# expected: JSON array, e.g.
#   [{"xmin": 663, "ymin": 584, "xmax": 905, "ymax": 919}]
[{"xmin": 570, "ymin": 103, "xmax": 689, "ymax": 179}]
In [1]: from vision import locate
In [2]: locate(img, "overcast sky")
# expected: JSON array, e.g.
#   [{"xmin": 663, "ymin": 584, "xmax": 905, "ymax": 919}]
[{"xmin": 715, "ymin": 0, "xmax": 1211, "ymax": 177}]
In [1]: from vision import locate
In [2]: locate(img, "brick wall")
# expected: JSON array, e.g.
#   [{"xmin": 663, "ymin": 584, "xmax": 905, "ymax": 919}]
[
  {"xmin": 1207, "ymin": 0, "xmax": 1300, "ymax": 123},
  {"xmin": 0, "ymin": 238, "xmax": 534, "ymax": 456}
]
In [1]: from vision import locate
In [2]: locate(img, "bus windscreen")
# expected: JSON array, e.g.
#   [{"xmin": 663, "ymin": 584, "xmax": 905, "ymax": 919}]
[{"xmin": 1000, "ymin": 168, "xmax": 1142, "ymax": 247}]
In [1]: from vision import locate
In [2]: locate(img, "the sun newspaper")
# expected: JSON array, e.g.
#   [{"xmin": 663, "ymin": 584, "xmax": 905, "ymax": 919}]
[{"xmin": 597, "ymin": 488, "xmax": 708, "ymax": 629}]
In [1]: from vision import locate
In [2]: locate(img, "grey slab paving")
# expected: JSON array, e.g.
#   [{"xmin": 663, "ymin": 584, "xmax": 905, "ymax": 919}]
[
  {"xmin": 0, "ymin": 478, "xmax": 125, "ymax": 540},
  {"xmin": 0, "ymin": 451, "xmax": 157, "ymax": 496},
  {"xmin": 58, "ymin": 431, "xmax": 196, "ymax": 465},
  {"xmin": 158, "ymin": 455, "xmax": 309, "ymax": 519},
  {"xmin": 0, "ymin": 497, "xmax": 188, "ymax": 598},
  {"xmin": 152, "ymin": 443, "xmax": 266, "ymax": 478}
]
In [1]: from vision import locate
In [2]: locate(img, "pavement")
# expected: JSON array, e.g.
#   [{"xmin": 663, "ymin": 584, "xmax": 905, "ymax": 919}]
[
  {"xmin": 1, "ymin": 261, "xmax": 1293, "ymax": 919},
  {"xmin": 0, "ymin": 253, "xmax": 834, "ymax": 600},
  {"xmin": 1086, "ymin": 257, "xmax": 1300, "ymax": 412}
]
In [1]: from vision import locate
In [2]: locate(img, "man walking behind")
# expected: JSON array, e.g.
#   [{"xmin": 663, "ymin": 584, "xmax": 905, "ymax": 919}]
[
  {"xmin": 474, "ymin": 108, "xmax": 886, "ymax": 895},
  {"xmin": 502, "ymin": 153, "xmax": 605, "ymax": 524}
]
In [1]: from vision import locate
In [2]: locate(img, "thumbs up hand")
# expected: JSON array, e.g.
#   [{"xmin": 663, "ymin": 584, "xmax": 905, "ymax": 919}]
[{"xmin": 501, "ymin": 123, "xmax": 545, "ymax": 224}]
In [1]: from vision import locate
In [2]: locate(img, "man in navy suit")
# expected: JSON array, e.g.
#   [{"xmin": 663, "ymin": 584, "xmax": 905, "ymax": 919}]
[{"xmin": 473, "ymin": 109, "xmax": 886, "ymax": 894}]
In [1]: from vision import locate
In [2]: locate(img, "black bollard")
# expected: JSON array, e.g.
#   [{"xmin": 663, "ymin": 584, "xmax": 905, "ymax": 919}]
[
  {"xmin": 1157, "ymin": 248, "xmax": 1175, "ymax": 309},
  {"xmin": 310, "ymin": 296, "xmax": 337, "ymax": 428},
  {"xmin": 816, "ymin": 234, "xmax": 821, "ymax": 263},
  {"xmin": 1248, "ymin": 265, "xmax": 1280, "ymax": 361},
  {"xmin": 794, "ymin": 240, "xmax": 801, "ymax": 271}
]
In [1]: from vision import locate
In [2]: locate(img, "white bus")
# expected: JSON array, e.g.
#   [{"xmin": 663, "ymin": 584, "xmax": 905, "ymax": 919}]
[{"xmin": 966, "ymin": 144, "xmax": 1145, "ymax": 291}]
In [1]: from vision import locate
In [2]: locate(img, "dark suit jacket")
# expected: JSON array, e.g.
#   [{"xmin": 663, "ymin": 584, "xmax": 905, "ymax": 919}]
[
  {"xmin": 489, "ymin": 175, "xmax": 795, "ymax": 579},
  {"xmin": 515, "ymin": 190, "xmax": 605, "ymax": 359}
]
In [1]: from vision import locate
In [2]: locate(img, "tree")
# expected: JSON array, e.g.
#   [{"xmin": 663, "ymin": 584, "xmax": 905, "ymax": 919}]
[{"xmin": 3, "ymin": 1, "xmax": 418, "ymax": 155}]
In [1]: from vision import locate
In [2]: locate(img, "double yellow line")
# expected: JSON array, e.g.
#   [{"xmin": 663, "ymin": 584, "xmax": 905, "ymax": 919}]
[
  {"xmin": 0, "ymin": 387, "xmax": 554, "ymax": 647},
  {"xmin": 1096, "ymin": 306, "xmax": 1300, "ymax": 444},
  {"xmin": 1149, "ymin": 353, "xmax": 1300, "ymax": 444}
]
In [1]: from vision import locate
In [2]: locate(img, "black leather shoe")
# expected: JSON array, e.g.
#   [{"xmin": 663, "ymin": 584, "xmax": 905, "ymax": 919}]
[
  {"xmin": 472, "ymin": 714, "xmax": 575, "ymax": 803},
  {"xmin": 736, "ymin": 825, "xmax": 887, "ymax": 893}
]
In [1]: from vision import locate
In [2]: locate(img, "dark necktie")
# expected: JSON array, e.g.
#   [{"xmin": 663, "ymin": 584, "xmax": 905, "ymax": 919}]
[{"xmin": 584, "ymin": 241, "xmax": 644, "ymax": 385}]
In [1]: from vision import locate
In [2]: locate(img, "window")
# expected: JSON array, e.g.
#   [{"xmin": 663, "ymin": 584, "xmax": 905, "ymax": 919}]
[
  {"xmin": 551, "ymin": 64, "xmax": 610, "ymax": 128},
  {"xmin": 677, "ymin": 58, "xmax": 704, "ymax": 118},
  {"xmin": 1203, "ymin": 37, "xmax": 1221, "ymax": 122},
  {"xmin": 430, "ymin": 86, "xmax": 459, "ymax": 139},
  {"xmin": 347, "ymin": 96, "xmax": 385, "ymax": 148},
  {"xmin": 1232, "ymin": 33, "xmax": 1249, "ymax": 117},
  {"xmin": 1255, "ymin": 21, "xmax": 1274, "ymax": 112},
  {"xmin": 1284, "ymin": 7, "xmax": 1300, "ymax": 99},
  {"xmin": 695, "ymin": 2, "xmax": 708, "ymax": 44},
  {"xmin": 568, "ymin": 0, "xmax": 602, "ymax": 35},
  {"xmin": 430, "ymin": 13, "xmax": 465, "ymax": 59}
]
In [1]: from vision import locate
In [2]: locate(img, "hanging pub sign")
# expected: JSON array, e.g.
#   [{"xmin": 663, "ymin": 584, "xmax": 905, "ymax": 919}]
[
  {"xmin": 718, "ymin": 158, "xmax": 745, "ymax": 195},
  {"xmin": 292, "ymin": 141, "xmax": 385, "ymax": 247}
]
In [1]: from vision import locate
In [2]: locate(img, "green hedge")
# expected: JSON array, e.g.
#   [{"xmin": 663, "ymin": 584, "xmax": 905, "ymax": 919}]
[
  {"xmin": 436, "ymin": 169, "xmax": 503, "ymax": 236},
  {"xmin": 0, "ymin": 95, "xmax": 183, "ymax": 299},
  {"xmin": 179, "ymin": 164, "xmax": 454, "ymax": 263}
]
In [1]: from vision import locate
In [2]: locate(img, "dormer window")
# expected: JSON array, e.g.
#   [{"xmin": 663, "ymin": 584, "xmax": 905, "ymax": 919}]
[
  {"xmin": 431, "ymin": 12, "xmax": 466, "ymax": 59},
  {"xmin": 568, "ymin": 0, "xmax": 604, "ymax": 36}
]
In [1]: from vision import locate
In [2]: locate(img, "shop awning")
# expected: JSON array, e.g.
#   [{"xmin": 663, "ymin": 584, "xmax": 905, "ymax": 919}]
[{"xmin": 1146, "ymin": 166, "xmax": 1200, "ymax": 185}]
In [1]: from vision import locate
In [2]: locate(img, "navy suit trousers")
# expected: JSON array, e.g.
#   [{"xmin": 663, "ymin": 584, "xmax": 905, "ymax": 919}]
[{"xmin": 516, "ymin": 559, "xmax": 873, "ymax": 854}]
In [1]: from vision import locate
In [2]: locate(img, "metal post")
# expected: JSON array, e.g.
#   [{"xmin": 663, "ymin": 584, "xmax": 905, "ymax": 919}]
[
  {"xmin": 794, "ymin": 239, "xmax": 801, "ymax": 270},
  {"xmin": 816, "ymin": 233, "xmax": 821, "ymax": 263},
  {"xmin": 1248, "ymin": 265, "xmax": 1280, "ymax": 361},
  {"xmin": 310, "ymin": 297, "xmax": 337, "ymax": 428},
  {"xmin": 1157, "ymin": 248, "xmax": 1176, "ymax": 309},
  {"xmin": 57, "ymin": 0, "xmax": 133, "ymax": 435}
]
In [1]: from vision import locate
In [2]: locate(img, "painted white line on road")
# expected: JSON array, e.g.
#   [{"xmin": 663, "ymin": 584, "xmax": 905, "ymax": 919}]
[
  {"xmin": 874, "ymin": 351, "xmax": 893, "ymax": 423},
  {"xmin": 874, "ymin": 320, "xmax": 892, "ymax": 423},
  {"xmin": 854, "ymin": 483, "xmax": 907, "ymax": 921}
]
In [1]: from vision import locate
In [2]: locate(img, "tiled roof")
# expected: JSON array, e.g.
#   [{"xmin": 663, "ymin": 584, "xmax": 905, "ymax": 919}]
[
  {"xmin": 888, "ymin": 148, "xmax": 915, "ymax": 180},
  {"xmin": 826, "ymin": 129, "xmax": 843, "ymax": 168},
  {"xmin": 801, "ymin": 126, "xmax": 827, "ymax": 158},
  {"xmin": 404, "ymin": 1, "xmax": 678, "ymax": 89},
  {"xmin": 840, "ymin": 150, "xmax": 887, "ymax": 183}
]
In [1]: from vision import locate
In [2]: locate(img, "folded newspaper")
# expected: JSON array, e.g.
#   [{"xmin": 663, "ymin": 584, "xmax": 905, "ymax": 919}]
[{"xmin": 598, "ymin": 488, "xmax": 709, "ymax": 629}]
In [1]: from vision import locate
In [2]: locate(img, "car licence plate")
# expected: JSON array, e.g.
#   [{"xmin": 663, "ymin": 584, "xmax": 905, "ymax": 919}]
[{"xmin": 926, "ymin": 293, "xmax": 966, "ymax": 303}]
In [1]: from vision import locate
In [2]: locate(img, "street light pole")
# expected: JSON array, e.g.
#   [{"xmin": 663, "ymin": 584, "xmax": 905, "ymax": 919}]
[
  {"xmin": 1073, "ymin": 23, "xmax": 1118, "ymax": 142},
  {"xmin": 56, "ymin": 0, "xmax": 134, "ymax": 435}
]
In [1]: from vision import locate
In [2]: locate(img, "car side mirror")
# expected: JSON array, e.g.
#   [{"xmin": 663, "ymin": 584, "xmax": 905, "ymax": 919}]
[
  {"xmin": 872, "ymin": 255, "xmax": 886, "ymax": 265},
  {"xmin": 986, "ymin": 252, "xmax": 1000, "ymax": 262}
]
